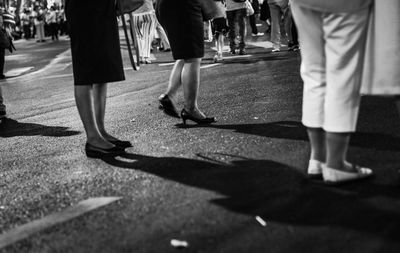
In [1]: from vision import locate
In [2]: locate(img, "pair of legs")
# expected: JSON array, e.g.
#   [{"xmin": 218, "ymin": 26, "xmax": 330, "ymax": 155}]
[
  {"xmin": 163, "ymin": 58, "xmax": 206, "ymax": 118},
  {"xmin": 215, "ymin": 33, "xmax": 224, "ymax": 58},
  {"xmin": 292, "ymin": 3, "xmax": 370, "ymax": 173},
  {"xmin": 35, "ymin": 22, "xmax": 45, "ymax": 42},
  {"xmin": 226, "ymin": 8, "xmax": 247, "ymax": 53},
  {"xmin": 132, "ymin": 13, "xmax": 157, "ymax": 63},
  {"xmin": 0, "ymin": 84, "xmax": 5, "ymax": 117},
  {"xmin": 269, "ymin": 1, "xmax": 291, "ymax": 50},
  {"xmin": 75, "ymin": 83, "xmax": 119, "ymax": 149}
]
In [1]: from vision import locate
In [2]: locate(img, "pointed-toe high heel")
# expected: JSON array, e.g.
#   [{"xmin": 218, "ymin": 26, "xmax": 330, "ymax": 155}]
[
  {"xmin": 85, "ymin": 143, "xmax": 125, "ymax": 158},
  {"xmin": 158, "ymin": 94, "xmax": 180, "ymax": 118},
  {"xmin": 108, "ymin": 139, "xmax": 132, "ymax": 148},
  {"xmin": 180, "ymin": 109, "xmax": 216, "ymax": 125}
]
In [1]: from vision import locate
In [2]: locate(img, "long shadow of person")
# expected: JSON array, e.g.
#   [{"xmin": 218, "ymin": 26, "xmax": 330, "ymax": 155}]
[
  {"xmin": 0, "ymin": 118, "xmax": 80, "ymax": 138},
  {"xmin": 175, "ymin": 121, "xmax": 400, "ymax": 151},
  {"xmin": 101, "ymin": 152, "xmax": 400, "ymax": 244}
]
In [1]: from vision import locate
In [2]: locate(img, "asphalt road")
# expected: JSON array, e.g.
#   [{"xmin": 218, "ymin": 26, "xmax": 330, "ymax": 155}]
[{"xmin": 1, "ymin": 29, "xmax": 400, "ymax": 253}]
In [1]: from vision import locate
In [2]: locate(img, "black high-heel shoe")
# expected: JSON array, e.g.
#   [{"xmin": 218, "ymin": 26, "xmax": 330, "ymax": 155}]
[
  {"xmin": 158, "ymin": 94, "xmax": 180, "ymax": 118},
  {"xmin": 85, "ymin": 143, "xmax": 125, "ymax": 158},
  {"xmin": 180, "ymin": 109, "xmax": 216, "ymax": 125},
  {"xmin": 108, "ymin": 139, "xmax": 132, "ymax": 148}
]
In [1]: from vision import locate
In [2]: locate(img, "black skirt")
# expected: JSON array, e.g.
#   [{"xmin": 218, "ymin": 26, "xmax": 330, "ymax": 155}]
[
  {"xmin": 156, "ymin": 0, "xmax": 204, "ymax": 60},
  {"xmin": 65, "ymin": 0, "xmax": 125, "ymax": 85}
]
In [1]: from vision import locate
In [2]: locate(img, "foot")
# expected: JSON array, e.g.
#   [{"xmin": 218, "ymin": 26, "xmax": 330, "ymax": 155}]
[
  {"xmin": 271, "ymin": 48, "xmax": 280, "ymax": 53},
  {"xmin": 158, "ymin": 94, "xmax": 180, "ymax": 118},
  {"xmin": 0, "ymin": 74, "xmax": 6, "ymax": 79},
  {"xmin": 322, "ymin": 162, "xmax": 374, "ymax": 185},
  {"xmin": 230, "ymin": 49, "xmax": 237, "ymax": 55},
  {"xmin": 0, "ymin": 110, "xmax": 6, "ymax": 119},
  {"xmin": 238, "ymin": 49, "xmax": 246, "ymax": 55},
  {"xmin": 307, "ymin": 159, "xmax": 323, "ymax": 178}
]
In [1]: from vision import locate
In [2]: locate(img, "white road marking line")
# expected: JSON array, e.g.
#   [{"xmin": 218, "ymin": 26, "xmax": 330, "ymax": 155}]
[
  {"xmin": 158, "ymin": 62, "xmax": 175, "ymax": 67},
  {"xmin": 40, "ymin": 73, "xmax": 73, "ymax": 80},
  {"xmin": 247, "ymin": 41, "xmax": 274, "ymax": 49},
  {"xmin": 222, "ymin": 54, "xmax": 252, "ymax": 60},
  {"xmin": 200, "ymin": 63, "xmax": 221, "ymax": 69},
  {"xmin": 4, "ymin": 67, "xmax": 34, "ymax": 77},
  {"xmin": 0, "ymin": 197, "xmax": 122, "ymax": 249}
]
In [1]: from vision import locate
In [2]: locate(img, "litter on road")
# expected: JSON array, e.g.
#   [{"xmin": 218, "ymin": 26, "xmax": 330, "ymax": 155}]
[
  {"xmin": 170, "ymin": 239, "xmax": 189, "ymax": 248},
  {"xmin": 255, "ymin": 216, "xmax": 267, "ymax": 227}
]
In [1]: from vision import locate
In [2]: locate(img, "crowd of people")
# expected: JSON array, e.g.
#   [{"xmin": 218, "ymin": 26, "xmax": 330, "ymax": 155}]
[
  {"xmin": 1, "ymin": 0, "xmax": 399, "ymax": 186},
  {"xmin": 19, "ymin": 2, "xmax": 67, "ymax": 42}
]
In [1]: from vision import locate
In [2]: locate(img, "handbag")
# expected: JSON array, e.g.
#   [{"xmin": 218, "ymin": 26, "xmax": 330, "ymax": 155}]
[
  {"xmin": 200, "ymin": 0, "xmax": 220, "ymax": 21},
  {"xmin": 116, "ymin": 0, "xmax": 145, "ymax": 16},
  {"xmin": 246, "ymin": 0, "xmax": 255, "ymax": 16}
]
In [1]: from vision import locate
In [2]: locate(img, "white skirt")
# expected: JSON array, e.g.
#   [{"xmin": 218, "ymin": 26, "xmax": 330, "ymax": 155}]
[{"xmin": 361, "ymin": 0, "xmax": 400, "ymax": 95}]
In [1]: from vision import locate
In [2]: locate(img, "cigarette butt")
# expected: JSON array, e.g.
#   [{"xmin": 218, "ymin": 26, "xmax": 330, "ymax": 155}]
[
  {"xmin": 170, "ymin": 239, "xmax": 189, "ymax": 248},
  {"xmin": 255, "ymin": 216, "xmax": 267, "ymax": 226}
]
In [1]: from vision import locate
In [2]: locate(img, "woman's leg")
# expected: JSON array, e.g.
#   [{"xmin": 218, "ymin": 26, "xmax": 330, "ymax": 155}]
[
  {"xmin": 74, "ymin": 85, "xmax": 113, "ymax": 148},
  {"xmin": 181, "ymin": 58, "xmax": 206, "ymax": 118},
  {"xmin": 165, "ymin": 59, "xmax": 184, "ymax": 98},
  {"xmin": 92, "ymin": 83, "xmax": 119, "ymax": 141},
  {"xmin": 307, "ymin": 127, "xmax": 326, "ymax": 162}
]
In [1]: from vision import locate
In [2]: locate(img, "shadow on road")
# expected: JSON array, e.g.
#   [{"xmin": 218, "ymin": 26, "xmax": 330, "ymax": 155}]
[
  {"xmin": 0, "ymin": 118, "xmax": 80, "ymax": 138},
  {"xmin": 101, "ymin": 152, "xmax": 400, "ymax": 243},
  {"xmin": 174, "ymin": 121, "xmax": 400, "ymax": 151}
]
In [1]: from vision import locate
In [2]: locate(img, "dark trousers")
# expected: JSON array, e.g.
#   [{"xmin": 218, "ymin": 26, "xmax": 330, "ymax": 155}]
[
  {"xmin": 248, "ymin": 14, "xmax": 258, "ymax": 34},
  {"xmin": 50, "ymin": 23, "xmax": 59, "ymax": 40},
  {"xmin": 226, "ymin": 8, "xmax": 247, "ymax": 51},
  {"xmin": 0, "ymin": 48, "xmax": 4, "ymax": 75},
  {"xmin": 23, "ymin": 24, "xmax": 31, "ymax": 39}
]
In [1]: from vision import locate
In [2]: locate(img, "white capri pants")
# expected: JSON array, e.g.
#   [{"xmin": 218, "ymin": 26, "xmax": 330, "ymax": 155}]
[{"xmin": 291, "ymin": 3, "xmax": 370, "ymax": 133}]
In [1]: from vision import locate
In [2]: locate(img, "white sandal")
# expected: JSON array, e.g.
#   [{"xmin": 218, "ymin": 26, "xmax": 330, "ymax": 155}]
[{"xmin": 322, "ymin": 163, "xmax": 374, "ymax": 185}]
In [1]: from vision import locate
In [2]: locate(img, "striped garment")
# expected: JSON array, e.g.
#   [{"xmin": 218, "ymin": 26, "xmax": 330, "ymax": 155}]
[{"xmin": 132, "ymin": 11, "xmax": 157, "ymax": 59}]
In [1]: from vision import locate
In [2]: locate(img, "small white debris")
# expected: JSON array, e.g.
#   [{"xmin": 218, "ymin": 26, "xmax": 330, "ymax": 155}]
[
  {"xmin": 254, "ymin": 117, "xmax": 259, "ymax": 120},
  {"xmin": 0, "ymin": 206, "xmax": 5, "ymax": 210},
  {"xmin": 255, "ymin": 216, "xmax": 267, "ymax": 226},
  {"xmin": 130, "ymin": 118, "xmax": 136, "ymax": 122},
  {"xmin": 170, "ymin": 239, "xmax": 189, "ymax": 248}
]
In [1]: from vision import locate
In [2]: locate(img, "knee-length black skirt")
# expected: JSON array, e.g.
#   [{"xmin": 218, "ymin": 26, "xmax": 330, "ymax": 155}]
[
  {"xmin": 65, "ymin": 0, "xmax": 125, "ymax": 85},
  {"xmin": 156, "ymin": 0, "xmax": 204, "ymax": 60}
]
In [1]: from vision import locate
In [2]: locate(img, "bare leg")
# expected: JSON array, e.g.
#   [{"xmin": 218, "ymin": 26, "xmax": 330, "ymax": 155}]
[
  {"xmin": 325, "ymin": 132, "xmax": 351, "ymax": 171},
  {"xmin": 165, "ymin": 60, "xmax": 184, "ymax": 98},
  {"xmin": 74, "ymin": 85, "xmax": 113, "ymax": 148},
  {"xmin": 307, "ymin": 127, "xmax": 326, "ymax": 162},
  {"xmin": 181, "ymin": 58, "xmax": 206, "ymax": 118},
  {"xmin": 92, "ymin": 83, "xmax": 119, "ymax": 141}
]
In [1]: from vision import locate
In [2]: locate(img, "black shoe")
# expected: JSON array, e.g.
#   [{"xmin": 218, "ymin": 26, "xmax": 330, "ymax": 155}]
[
  {"xmin": 85, "ymin": 143, "xmax": 125, "ymax": 158},
  {"xmin": 109, "ymin": 139, "xmax": 132, "ymax": 148},
  {"xmin": 238, "ymin": 49, "xmax": 246, "ymax": 55},
  {"xmin": 158, "ymin": 94, "xmax": 180, "ymax": 118},
  {"xmin": 0, "ymin": 74, "xmax": 6, "ymax": 80},
  {"xmin": 180, "ymin": 109, "xmax": 216, "ymax": 125},
  {"xmin": 230, "ymin": 49, "xmax": 237, "ymax": 55},
  {"xmin": 0, "ymin": 110, "xmax": 6, "ymax": 119}
]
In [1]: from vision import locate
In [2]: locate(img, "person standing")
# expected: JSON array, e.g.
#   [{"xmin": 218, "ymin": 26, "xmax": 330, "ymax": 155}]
[
  {"xmin": 156, "ymin": 0, "xmax": 215, "ymax": 125},
  {"xmin": 46, "ymin": 6, "xmax": 58, "ymax": 41},
  {"xmin": 291, "ymin": 0, "xmax": 374, "ymax": 184},
  {"xmin": 33, "ymin": 6, "xmax": 45, "ymax": 42},
  {"xmin": 212, "ymin": 0, "xmax": 228, "ymax": 62},
  {"xmin": 65, "ymin": 0, "xmax": 130, "ymax": 158},
  {"xmin": 226, "ymin": 0, "xmax": 247, "ymax": 55},
  {"xmin": 268, "ymin": 0, "xmax": 291, "ymax": 52},
  {"xmin": 20, "ymin": 9, "xmax": 31, "ymax": 40},
  {"xmin": 132, "ymin": 0, "xmax": 157, "ymax": 64}
]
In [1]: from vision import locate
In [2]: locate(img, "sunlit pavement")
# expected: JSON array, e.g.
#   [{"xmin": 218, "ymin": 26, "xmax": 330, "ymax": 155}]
[{"xmin": 1, "ymin": 27, "xmax": 400, "ymax": 252}]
